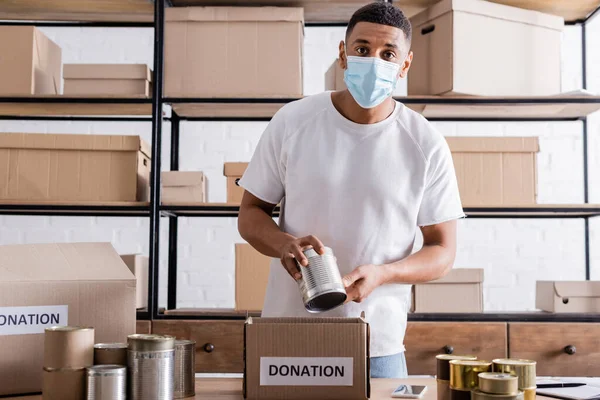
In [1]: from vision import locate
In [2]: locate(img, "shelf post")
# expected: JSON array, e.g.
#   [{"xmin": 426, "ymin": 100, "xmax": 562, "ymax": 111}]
[
  {"xmin": 148, "ymin": 0, "xmax": 166, "ymax": 319},
  {"xmin": 167, "ymin": 111, "xmax": 180, "ymax": 310}
]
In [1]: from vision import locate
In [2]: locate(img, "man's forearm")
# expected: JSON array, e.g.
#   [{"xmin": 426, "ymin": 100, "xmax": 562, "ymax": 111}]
[
  {"xmin": 381, "ymin": 244, "xmax": 455, "ymax": 285},
  {"xmin": 238, "ymin": 204, "xmax": 294, "ymax": 258}
]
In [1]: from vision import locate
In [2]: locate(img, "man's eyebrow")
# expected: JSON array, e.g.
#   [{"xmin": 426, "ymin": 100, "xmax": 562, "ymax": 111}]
[
  {"xmin": 385, "ymin": 43, "xmax": 399, "ymax": 49},
  {"xmin": 352, "ymin": 39, "xmax": 370, "ymax": 45}
]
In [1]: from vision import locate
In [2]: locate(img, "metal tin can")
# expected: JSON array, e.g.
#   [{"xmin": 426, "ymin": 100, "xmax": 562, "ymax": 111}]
[
  {"xmin": 86, "ymin": 365, "xmax": 126, "ymax": 400},
  {"xmin": 174, "ymin": 340, "xmax": 196, "ymax": 399},
  {"xmin": 127, "ymin": 334, "xmax": 175, "ymax": 400},
  {"xmin": 492, "ymin": 359, "xmax": 536, "ymax": 390},
  {"xmin": 478, "ymin": 373, "xmax": 519, "ymax": 395},
  {"xmin": 297, "ymin": 247, "xmax": 347, "ymax": 313},
  {"xmin": 471, "ymin": 390, "xmax": 524, "ymax": 400},
  {"xmin": 450, "ymin": 359, "xmax": 492, "ymax": 391},
  {"xmin": 94, "ymin": 343, "xmax": 128, "ymax": 366},
  {"xmin": 44, "ymin": 326, "xmax": 95, "ymax": 369},
  {"xmin": 436, "ymin": 354, "xmax": 478, "ymax": 400}
]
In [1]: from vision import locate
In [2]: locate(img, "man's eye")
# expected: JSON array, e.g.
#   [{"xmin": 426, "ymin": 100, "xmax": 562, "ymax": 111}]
[
  {"xmin": 356, "ymin": 47, "xmax": 368, "ymax": 55},
  {"xmin": 384, "ymin": 52, "xmax": 396, "ymax": 60}
]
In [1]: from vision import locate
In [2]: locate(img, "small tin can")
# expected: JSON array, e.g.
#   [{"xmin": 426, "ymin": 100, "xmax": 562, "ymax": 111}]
[
  {"xmin": 478, "ymin": 373, "xmax": 519, "ymax": 395},
  {"xmin": 94, "ymin": 343, "xmax": 128, "ymax": 366},
  {"xmin": 492, "ymin": 359, "xmax": 536, "ymax": 392},
  {"xmin": 297, "ymin": 247, "xmax": 347, "ymax": 313},
  {"xmin": 450, "ymin": 359, "xmax": 492, "ymax": 391},
  {"xmin": 174, "ymin": 340, "xmax": 196, "ymax": 399},
  {"xmin": 128, "ymin": 334, "xmax": 175, "ymax": 400},
  {"xmin": 86, "ymin": 365, "xmax": 126, "ymax": 400},
  {"xmin": 44, "ymin": 326, "xmax": 95, "ymax": 369},
  {"xmin": 436, "ymin": 354, "xmax": 478, "ymax": 400}
]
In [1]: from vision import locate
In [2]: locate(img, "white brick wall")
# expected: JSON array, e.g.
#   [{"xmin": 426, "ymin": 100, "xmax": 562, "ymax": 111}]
[{"xmin": 0, "ymin": 18, "xmax": 597, "ymax": 312}]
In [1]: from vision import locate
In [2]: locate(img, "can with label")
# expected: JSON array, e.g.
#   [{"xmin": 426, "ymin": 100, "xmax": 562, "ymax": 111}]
[
  {"xmin": 492, "ymin": 358, "xmax": 536, "ymax": 400},
  {"xmin": 297, "ymin": 247, "xmax": 347, "ymax": 313},
  {"xmin": 128, "ymin": 334, "xmax": 175, "ymax": 400},
  {"xmin": 449, "ymin": 359, "xmax": 492, "ymax": 400},
  {"xmin": 174, "ymin": 340, "xmax": 196, "ymax": 398},
  {"xmin": 94, "ymin": 343, "xmax": 128, "ymax": 366},
  {"xmin": 44, "ymin": 326, "xmax": 95, "ymax": 369},
  {"xmin": 478, "ymin": 372, "xmax": 519, "ymax": 395},
  {"xmin": 86, "ymin": 365, "xmax": 126, "ymax": 400}
]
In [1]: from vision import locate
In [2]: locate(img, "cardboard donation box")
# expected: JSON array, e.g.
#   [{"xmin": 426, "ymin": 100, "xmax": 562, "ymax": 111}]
[
  {"xmin": 244, "ymin": 317, "xmax": 370, "ymax": 400},
  {"xmin": 165, "ymin": 7, "xmax": 304, "ymax": 97},
  {"xmin": 63, "ymin": 64, "xmax": 152, "ymax": 96},
  {"xmin": 120, "ymin": 254, "xmax": 149, "ymax": 309},
  {"xmin": 447, "ymin": 137, "xmax": 539, "ymax": 206},
  {"xmin": 235, "ymin": 244, "xmax": 272, "ymax": 311},
  {"xmin": 536, "ymin": 281, "xmax": 600, "ymax": 313},
  {"xmin": 0, "ymin": 133, "xmax": 151, "ymax": 202},
  {"xmin": 409, "ymin": 0, "xmax": 563, "ymax": 96},
  {"xmin": 0, "ymin": 26, "xmax": 61, "ymax": 95},
  {"xmin": 162, "ymin": 171, "xmax": 206, "ymax": 204},
  {"xmin": 412, "ymin": 268, "xmax": 484, "ymax": 313},
  {"xmin": 0, "ymin": 242, "xmax": 136, "ymax": 396},
  {"xmin": 224, "ymin": 162, "xmax": 248, "ymax": 204}
]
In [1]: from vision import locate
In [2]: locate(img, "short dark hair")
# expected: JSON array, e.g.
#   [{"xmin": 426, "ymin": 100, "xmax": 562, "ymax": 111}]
[{"xmin": 346, "ymin": 2, "xmax": 412, "ymax": 43}]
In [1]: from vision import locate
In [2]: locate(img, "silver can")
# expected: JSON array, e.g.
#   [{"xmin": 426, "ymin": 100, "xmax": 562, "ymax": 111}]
[
  {"xmin": 297, "ymin": 247, "xmax": 347, "ymax": 313},
  {"xmin": 127, "ymin": 334, "xmax": 175, "ymax": 400},
  {"xmin": 86, "ymin": 365, "xmax": 126, "ymax": 400},
  {"xmin": 174, "ymin": 340, "xmax": 196, "ymax": 399}
]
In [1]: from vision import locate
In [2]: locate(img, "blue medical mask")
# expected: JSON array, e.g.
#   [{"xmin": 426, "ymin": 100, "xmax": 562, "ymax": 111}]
[{"xmin": 343, "ymin": 55, "xmax": 401, "ymax": 109}]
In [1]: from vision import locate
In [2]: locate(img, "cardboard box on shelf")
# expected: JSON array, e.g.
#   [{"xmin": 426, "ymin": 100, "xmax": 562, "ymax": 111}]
[
  {"xmin": 224, "ymin": 162, "xmax": 248, "ymax": 204},
  {"xmin": 63, "ymin": 64, "xmax": 152, "ymax": 96},
  {"xmin": 235, "ymin": 244, "xmax": 272, "ymax": 312},
  {"xmin": 0, "ymin": 242, "xmax": 136, "ymax": 396},
  {"xmin": 409, "ymin": 0, "xmax": 563, "ymax": 96},
  {"xmin": 447, "ymin": 137, "xmax": 539, "ymax": 206},
  {"xmin": 0, "ymin": 26, "xmax": 62, "ymax": 95},
  {"xmin": 536, "ymin": 281, "xmax": 600, "ymax": 313},
  {"xmin": 0, "ymin": 133, "xmax": 151, "ymax": 202},
  {"xmin": 326, "ymin": 59, "xmax": 347, "ymax": 91},
  {"xmin": 412, "ymin": 268, "xmax": 484, "ymax": 313},
  {"xmin": 161, "ymin": 171, "xmax": 206, "ymax": 204},
  {"xmin": 165, "ymin": 6, "xmax": 304, "ymax": 98},
  {"xmin": 244, "ymin": 317, "xmax": 370, "ymax": 400},
  {"xmin": 120, "ymin": 254, "xmax": 149, "ymax": 309}
]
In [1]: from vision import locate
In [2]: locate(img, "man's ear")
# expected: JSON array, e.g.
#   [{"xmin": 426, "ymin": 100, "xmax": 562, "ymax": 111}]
[
  {"xmin": 338, "ymin": 40, "xmax": 347, "ymax": 69},
  {"xmin": 399, "ymin": 50, "xmax": 413, "ymax": 79}
]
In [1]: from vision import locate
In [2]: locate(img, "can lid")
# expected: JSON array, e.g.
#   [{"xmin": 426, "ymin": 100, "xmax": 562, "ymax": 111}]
[
  {"xmin": 479, "ymin": 372, "xmax": 518, "ymax": 381},
  {"xmin": 87, "ymin": 365, "xmax": 127, "ymax": 377},
  {"xmin": 94, "ymin": 343, "xmax": 128, "ymax": 350},
  {"xmin": 128, "ymin": 334, "xmax": 175, "ymax": 351},
  {"xmin": 493, "ymin": 359, "xmax": 536, "ymax": 366},
  {"xmin": 302, "ymin": 247, "xmax": 333, "ymax": 258},
  {"xmin": 45, "ymin": 326, "xmax": 94, "ymax": 332},
  {"xmin": 175, "ymin": 339, "xmax": 196, "ymax": 347},
  {"xmin": 451, "ymin": 359, "xmax": 492, "ymax": 366},
  {"xmin": 436, "ymin": 354, "xmax": 478, "ymax": 361}
]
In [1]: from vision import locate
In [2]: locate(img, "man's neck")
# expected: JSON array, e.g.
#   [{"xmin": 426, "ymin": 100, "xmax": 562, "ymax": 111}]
[{"xmin": 331, "ymin": 90, "xmax": 395, "ymax": 125}]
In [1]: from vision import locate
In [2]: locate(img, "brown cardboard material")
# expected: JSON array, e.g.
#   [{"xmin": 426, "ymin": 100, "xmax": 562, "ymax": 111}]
[
  {"xmin": 162, "ymin": 171, "xmax": 206, "ymax": 204},
  {"xmin": 409, "ymin": 0, "xmax": 564, "ymax": 96},
  {"xmin": 244, "ymin": 317, "xmax": 370, "ymax": 400},
  {"xmin": 43, "ymin": 327, "xmax": 94, "ymax": 369},
  {"xmin": 0, "ymin": 242, "xmax": 136, "ymax": 396},
  {"xmin": 42, "ymin": 368, "xmax": 86, "ymax": 400},
  {"xmin": 0, "ymin": 133, "xmax": 151, "ymax": 202},
  {"xmin": 235, "ymin": 244, "xmax": 272, "ymax": 312},
  {"xmin": 536, "ymin": 281, "xmax": 600, "ymax": 313},
  {"xmin": 224, "ymin": 162, "xmax": 248, "ymax": 204},
  {"xmin": 447, "ymin": 137, "xmax": 539, "ymax": 206},
  {"xmin": 63, "ymin": 63, "xmax": 152, "ymax": 96},
  {"xmin": 120, "ymin": 254, "xmax": 149, "ymax": 309},
  {"xmin": 412, "ymin": 268, "xmax": 484, "ymax": 313},
  {"xmin": 0, "ymin": 26, "xmax": 62, "ymax": 95},
  {"xmin": 325, "ymin": 59, "xmax": 346, "ymax": 91},
  {"xmin": 165, "ymin": 7, "xmax": 304, "ymax": 98}
]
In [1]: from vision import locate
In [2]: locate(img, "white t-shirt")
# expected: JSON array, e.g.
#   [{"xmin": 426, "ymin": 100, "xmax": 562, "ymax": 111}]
[{"xmin": 238, "ymin": 91, "xmax": 464, "ymax": 357}]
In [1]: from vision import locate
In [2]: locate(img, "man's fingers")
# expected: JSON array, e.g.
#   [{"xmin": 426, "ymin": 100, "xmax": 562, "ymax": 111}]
[
  {"xmin": 299, "ymin": 235, "xmax": 326, "ymax": 255},
  {"xmin": 343, "ymin": 268, "xmax": 363, "ymax": 288},
  {"xmin": 291, "ymin": 244, "xmax": 309, "ymax": 267},
  {"xmin": 281, "ymin": 255, "xmax": 302, "ymax": 280}
]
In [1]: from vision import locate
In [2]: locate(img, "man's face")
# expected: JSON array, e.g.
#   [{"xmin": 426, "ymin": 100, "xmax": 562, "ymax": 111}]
[{"xmin": 339, "ymin": 21, "xmax": 413, "ymax": 79}]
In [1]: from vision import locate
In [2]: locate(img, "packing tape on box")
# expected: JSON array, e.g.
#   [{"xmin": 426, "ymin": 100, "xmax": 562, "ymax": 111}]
[
  {"xmin": 450, "ymin": 359, "xmax": 492, "ymax": 391},
  {"xmin": 478, "ymin": 373, "xmax": 519, "ymax": 395},
  {"xmin": 472, "ymin": 390, "xmax": 524, "ymax": 400},
  {"xmin": 492, "ymin": 359, "xmax": 536, "ymax": 390},
  {"xmin": 436, "ymin": 354, "xmax": 478, "ymax": 381}
]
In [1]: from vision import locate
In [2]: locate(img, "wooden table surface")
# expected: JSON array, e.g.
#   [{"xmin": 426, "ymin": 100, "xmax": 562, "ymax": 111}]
[{"xmin": 2, "ymin": 377, "xmax": 554, "ymax": 399}]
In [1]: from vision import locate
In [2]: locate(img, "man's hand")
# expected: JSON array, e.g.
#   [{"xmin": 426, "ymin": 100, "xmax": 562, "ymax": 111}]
[
  {"xmin": 343, "ymin": 264, "xmax": 389, "ymax": 303},
  {"xmin": 279, "ymin": 235, "xmax": 325, "ymax": 280}
]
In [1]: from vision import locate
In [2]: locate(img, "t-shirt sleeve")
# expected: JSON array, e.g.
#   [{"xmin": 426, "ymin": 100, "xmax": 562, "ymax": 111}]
[
  {"xmin": 417, "ymin": 140, "xmax": 465, "ymax": 227},
  {"xmin": 237, "ymin": 111, "xmax": 286, "ymax": 205}
]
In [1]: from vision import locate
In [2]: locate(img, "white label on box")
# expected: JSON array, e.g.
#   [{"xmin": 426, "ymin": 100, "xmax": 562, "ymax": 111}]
[
  {"xmin": 0, "ymin": 305, "xmax": 68, "ymax": 336},
  {"xmin": 260, "ymin": 357, "xmax": 353, "ymax": 386}
]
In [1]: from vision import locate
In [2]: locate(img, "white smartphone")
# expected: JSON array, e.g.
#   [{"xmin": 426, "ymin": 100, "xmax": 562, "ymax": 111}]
[{"xmin": 391, "ymin": 384, "xmax": 428, "ymax": 398}]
